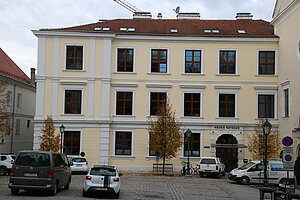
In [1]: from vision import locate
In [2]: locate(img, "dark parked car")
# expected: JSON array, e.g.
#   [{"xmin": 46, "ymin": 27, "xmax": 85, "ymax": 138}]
[{"xmin": 8, "ymin": 150, "xmax": 71, "ymax": 196}]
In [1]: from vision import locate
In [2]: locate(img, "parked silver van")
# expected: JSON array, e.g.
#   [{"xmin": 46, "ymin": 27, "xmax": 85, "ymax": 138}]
[{"xmin": 8, "ymin": 150, "xmax": 71, "ymax": 196}]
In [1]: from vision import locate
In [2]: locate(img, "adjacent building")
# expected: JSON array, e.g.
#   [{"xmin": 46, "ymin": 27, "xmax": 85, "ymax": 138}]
[
  {"xmin": 0, "ymin": 48, "xmax": 36, "ymax": 154},
  {"xmin": 272, "ymin": 0, "xmax": 300, "ymax": 157},
  {"xmin": 32, "ymin": 12, "xmax": 279, "ymax": 172}
]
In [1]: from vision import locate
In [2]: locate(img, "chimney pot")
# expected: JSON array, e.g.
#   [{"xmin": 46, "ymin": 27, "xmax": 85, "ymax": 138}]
[
  {"xmin": 236, "ymin": 12, "xmax": 253, "ymax": 20},
  {"xmin": 157, "ymin": 13, "xmax": 162, "ymax": 19},
  {"xmin": 30, "ymin": 68, "xmax": 36, "ymax": 85}
]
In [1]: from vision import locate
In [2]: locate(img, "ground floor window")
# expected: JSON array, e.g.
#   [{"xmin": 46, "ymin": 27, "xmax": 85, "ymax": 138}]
[
  {"xmin": 184, "ymin": 133, "xmax": 200, "ymax": 157},
  {"xmin": 115, "ymin": 131, "xmax": 132, "ymax": 155},
  {"xmin": 64, "ymin": 131, "xmax": 80, "ymax": 155}
]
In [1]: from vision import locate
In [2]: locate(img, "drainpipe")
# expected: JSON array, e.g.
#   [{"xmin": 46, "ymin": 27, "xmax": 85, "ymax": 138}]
[{"xmin": 9, "ymin": 84, "xmax": 16, "ymax": 154}]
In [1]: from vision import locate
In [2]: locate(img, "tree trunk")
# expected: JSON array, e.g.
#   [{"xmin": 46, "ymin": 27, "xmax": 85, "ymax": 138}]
[{"xmin": 162, "ymin": 154, "xmax": 166, "ymax": 175}]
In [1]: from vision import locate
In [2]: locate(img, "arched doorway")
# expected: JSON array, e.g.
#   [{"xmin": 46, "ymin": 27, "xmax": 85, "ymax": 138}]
[{"xmin": 216, "ymin": 134, "xmax": 238, "ymax": 172}]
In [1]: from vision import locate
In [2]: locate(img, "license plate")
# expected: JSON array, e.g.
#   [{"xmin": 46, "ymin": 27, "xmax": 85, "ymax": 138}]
[
  {"xmin": 24, "ymin": 173, "xmax": 37, "ymax": 177},
  {"xmin": 76, "ymin": 164, "xmax": 82, "ymax": 167},
  {"xmin": 95, "ymin": 188, "xmax": 107, "ymax": 191}
]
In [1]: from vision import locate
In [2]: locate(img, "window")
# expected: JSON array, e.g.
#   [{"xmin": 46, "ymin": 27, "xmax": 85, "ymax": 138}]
[
  {"xmin": 258, "ymin": 95, "xmax": 274, "ymax": 118},
  {"xmin": 115, "ymin": 131, "xmax": 132, "ymax": 155},
  {"xmin": 150, "ymin": 92, "xmax": 167, "ymax": 115},
  {"xmin": 219, "ymin": 50, "xmax": 236, "ymax": 74},
  {"xmin": 259, "ymin": 51, "xmax": 275, "ymax": 75},
  {"xmin": 117, "ymin": 48, "xmax": 134, "ymax": 72},
  {"xmin": 184, "ymin": 93, "xmax": 200, "ymax": 117},
  {"xmin": 116, "ymin": 91, "xmax": 133, "ymax": 115},
  {"xmin": 64, "ymin": 131, "xmax": 80, "ymax": 155},
  {"xmin": 64, "ymin": 90, "xmax": 82, "ymax": 114},
  {"xmin": 185, "ymin": 50, "xmax": 201, "ymax": 73},
  {"xmin": 148, "ymin": 133, "xmax": 156, "ymax": 156},
  {"xmin": 284, "ymin": 89, "xmax": 289, "ymax": 117},
  {"xmin": 15, "ymin": 119, "xmax": 20, "ymax": 135},
  {"xmin": 6, "ymin": 91, "xmax": 12, "ymax": 106},
  {"xmin": 219, "ymin": 94, "xmax": 235, "ymax": 117},
  {"xmin": 17, "ymin": 93, "xmax": 22, "ymax": 108},
  {"xmin": 66, "ymin": 46, "xmax": 83, "ymax": 70},
  {"xmin": 151, "ymin": 49, "xmax": 167, "ymax": 73},
  {"xmin": 27, "ymin": 120, "xmax": 30, "ymax": 128},
  {"xmin": 184, "ymin": 133, "xmax": 200, "ymax": 157}
]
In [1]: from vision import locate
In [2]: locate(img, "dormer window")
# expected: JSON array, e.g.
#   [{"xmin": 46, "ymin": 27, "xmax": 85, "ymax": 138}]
[
  {"xmin": 120, "ymin": 27, "xmax": 127, "ymax": 31},
  {"xmin": 204, "ymin": 29, "xmax": 212, "ymax": 33},
  {"xmin": 170, "ymin": 29, "xmax": 178, "ymax": 33},
  {"xmin": 212, "ymin": 29, "xmax": 220, "ymax": 33},
  {"xmin": 237, "ymin": 29, "xmax": 246, "ymax": 34}
]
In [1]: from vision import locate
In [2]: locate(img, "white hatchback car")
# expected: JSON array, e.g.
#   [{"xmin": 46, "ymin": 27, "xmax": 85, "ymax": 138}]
[
  {"xmin": 0, "ymin": 154, "xmax": 15, "ymax": 176},
  {"xmin": 70, "ymin": 157, "xmax": 89, "ymax": 174},
  {"xmin": 83, "ymin": 165, "xmax": 122, "ymax": 198}
]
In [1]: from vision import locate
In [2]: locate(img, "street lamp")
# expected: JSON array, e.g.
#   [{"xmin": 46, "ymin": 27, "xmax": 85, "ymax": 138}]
[
  {"xmin": 59, "ymin": 124, "xmax": 65, "ymax": 153},
  {"xmin": 262, "ymin": 119, "xmax": 272, "ymax": 186},
  {"xmin": 185, "ymin": 129, "xmax": 192, "ymax": 175}
]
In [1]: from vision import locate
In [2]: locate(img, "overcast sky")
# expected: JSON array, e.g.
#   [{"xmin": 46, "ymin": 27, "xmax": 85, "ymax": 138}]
[{"xmin": 0, "ymin": 0, "xmax": 276, "ymax": 76}]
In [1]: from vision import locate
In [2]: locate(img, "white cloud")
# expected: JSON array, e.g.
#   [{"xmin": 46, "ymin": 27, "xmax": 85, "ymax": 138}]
[{"xmin": 0, "ymin": 0, "xmax": 276, "ymax": 76}]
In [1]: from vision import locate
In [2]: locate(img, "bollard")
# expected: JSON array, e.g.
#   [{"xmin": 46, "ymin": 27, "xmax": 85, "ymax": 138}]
[{"xmin": 259, "ymin": 187, "xmax": 275, "ymax": 200}]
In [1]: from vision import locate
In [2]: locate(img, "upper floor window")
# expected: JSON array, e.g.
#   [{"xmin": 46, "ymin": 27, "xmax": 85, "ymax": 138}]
[
  {"xmin": 184, "ymin": 93, "xmax": 200, "ymax": 117},
  {"xmin": 116, "ymin": 91, "xmax": 133, "ymax": 115},
  {"xmin": 283, "ymin": 89, "xmax": 289, "ymax": 117},
  {"xmin": 219, "ymin": 94, "xmax": 235, "ymax": 117},
  {"xmin": 17, "ymin": 93, "xmax": 22, "ymax": 108},
  {"xmin": 63, "ymin": 131, "xmax": 80, "ymax": 155},
  {"xmin": 184, "ymin": 132, "xmax": 200, "ymax": 157},
  {"xmin": 15, "ymin": 119, "xmax": 20, "ymax": 135},
  {"xmin": 66, "ymin": 46, "xmax": 83, "ymax": 70},
  {"xmin": 258, "ymin": 51, "xmax": 275, "ymax": 75},
  {"xmin": 185, "ymin": 50, "xmax": 201, "ymax": 73},
  {"xmin": 64, "ymin": 90, "xmax": 82, "ymax": 114},
  {"xmin": 258, "ymin": 95, "xmax": 274, "ymax": 118},
  {"xmin": 151, "ymin": 49, "xmax": 167, "ymax": 73},
  {"xmin": 115, "ymin": 131, "xmax": 132, "ymax": 155},
  {"xmin": 117, "ymin": 48, "xmax": 134, "ymax": 72},
  {"xmin": 6, "ymin": 91, "xmax": 12, "ymax": 106},
  {"xmin": 150, "ymin": 92, "xmax": 167, "ymax": 115},
  {"xmin": 219, "ymin": 50, "xmax": 236, "ymax": 74}
]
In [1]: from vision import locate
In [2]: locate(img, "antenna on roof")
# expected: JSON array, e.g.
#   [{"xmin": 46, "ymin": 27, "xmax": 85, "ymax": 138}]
[{"xmin": 173, "ymin": 6, "xmax": 180, "ymax": 14}]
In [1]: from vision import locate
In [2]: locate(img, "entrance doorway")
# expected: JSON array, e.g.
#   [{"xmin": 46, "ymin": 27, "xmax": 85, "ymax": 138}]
[{"xmin": 216, "ymin": 134, "xmax": 238, "ymax": 172}]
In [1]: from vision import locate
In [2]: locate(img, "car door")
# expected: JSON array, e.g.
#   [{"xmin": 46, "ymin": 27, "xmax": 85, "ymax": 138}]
[
  {"xmin": 248, "ymin": 163, "xmax": 264, "ymax": 184},
  {"xmin": 53, "ymin": 154, "xmax": 67, "ymax": 186}
]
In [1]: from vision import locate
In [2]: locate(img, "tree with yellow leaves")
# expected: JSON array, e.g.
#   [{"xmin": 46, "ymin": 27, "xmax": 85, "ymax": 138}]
[
  {"xmin": 39, "ymin": 116, "xmax": 60, "ymax": 152},
  {"xmin": 248, "ymin": 119, "xmax": 281, "ymax": 160},
  {"xmin": 148, "ymin": 100, "xmax": 182, "ymax": 175},
  {"xmin": 0, "ymin": 81, "xmax": 11, "ymax": 144}
]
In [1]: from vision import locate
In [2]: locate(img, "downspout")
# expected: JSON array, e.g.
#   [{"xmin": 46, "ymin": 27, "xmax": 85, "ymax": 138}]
[{"xmin": 10, "ymin": 84, "xmax": 16, "ymax": 153}]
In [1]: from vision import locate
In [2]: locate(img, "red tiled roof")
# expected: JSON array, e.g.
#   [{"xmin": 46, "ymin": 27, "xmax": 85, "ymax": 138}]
[
  {"xmin": 0, "ymin": 48, "xmax": 31, "ymax": 84},
  {"xmin": 41, "ymin": 19, "xmax": 275, "ymax": 37}
]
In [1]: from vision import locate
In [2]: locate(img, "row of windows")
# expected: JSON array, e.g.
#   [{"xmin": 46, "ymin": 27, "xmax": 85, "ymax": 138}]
[
  {"xmin": 62, "ymin": 130, "xmax": 201, "ymax": 157},
  {"xmin": 66, "ymin": 45, "xmax": 276, "ymax": 75},
  {"xmin": 64, "ymin": 90, "xmax": 278, "ymax": 118}
]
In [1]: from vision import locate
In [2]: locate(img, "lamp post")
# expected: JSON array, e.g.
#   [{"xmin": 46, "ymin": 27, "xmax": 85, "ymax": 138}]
[
  {"xmin": 59, "ymin": 124, "xmax": 65, "ymax": 153},
  {"xmin": 262, "ymin": 119, "xmax": 272, "ymax": 186},
  {"xmin": 185, "ymin": 129, "xmax": 192, "ymax": 175}
]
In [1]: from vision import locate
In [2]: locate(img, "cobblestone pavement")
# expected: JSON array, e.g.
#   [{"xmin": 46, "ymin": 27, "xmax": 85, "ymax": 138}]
[{"xmin": 0, "ymin": 173, "xmax": 265, "ymax": 199}]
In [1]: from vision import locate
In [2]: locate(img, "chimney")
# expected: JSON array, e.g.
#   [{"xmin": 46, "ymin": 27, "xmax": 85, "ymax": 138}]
[
  {"xmin": 236, "ymin": 13, "xmax": 253, "ymax": 20},
  {"xmin": 176, "ymin": 12, "xmax": 201, "ymax": 20},
  {"xmin": 157, "ymin": 13, "xmax": 162, "ymax": 19},
  {"xmin": 133, "ymin": 12, "xmax": 152, "ymax": 19},
  {"xmin": 30, "ymin": 68, "xmax": 36, "ymax": 85}
]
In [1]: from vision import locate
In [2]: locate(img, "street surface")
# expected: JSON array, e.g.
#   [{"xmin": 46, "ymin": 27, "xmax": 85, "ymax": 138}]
[{"xmin": 0, "ymin": 173, "xmax": 263, "ymax": 199}]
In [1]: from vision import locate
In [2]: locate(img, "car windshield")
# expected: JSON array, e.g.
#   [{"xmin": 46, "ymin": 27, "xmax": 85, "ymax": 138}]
[
  {"xmin": 90, "ymin": 168, "xmax": 116, "ymax": 176},
  {"xmin": 15, "ymin": 152, "xmax": 50, "ymax": 167},
  {"xmin": 238, "ymin": 162, "xmax": 256, "ymax": 170},
  {"xmin": 200, "ymin": 159, "xmax": 216, "ymax": 164},
  {"xmin": 11, "ymin": 155, "xmax": 15, "ymax": 160},
  {"xmin": 72, "ymin": 158, "xmax": 86, "ymax": 162}
]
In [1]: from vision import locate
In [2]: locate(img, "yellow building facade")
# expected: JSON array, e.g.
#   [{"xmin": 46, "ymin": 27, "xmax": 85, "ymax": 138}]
[{"xmin": 33, "ymin": 13, "xmax": 279, "ymax": 172}]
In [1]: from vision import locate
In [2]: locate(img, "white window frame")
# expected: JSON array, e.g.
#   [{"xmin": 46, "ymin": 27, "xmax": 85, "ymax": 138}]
[
  {"xmin": 62, "ymin": 128, "xmax": 83, "ymax": 156},
  {"xmin": 114, "ymin": 87, "xmax": 135, "ymax": 117},
  {"xmin": 183, "ymin": 48, "xmax": 204, "ymax": 75},
  {"xmin": 17, "ymin": 93, "xmax": 22, "ymax": 108},
  {"xmin": 6, "ymin": 90, "xmax": 12, "ymax": 107},
  {"xmin": 215, "ymin": 86, "xmax": 240, "ymax": 119},
  {"xmin": 64, "ymin": 43, "xmax": 86, "ymax": 71},
  {"xmin": 254, "ymin": 87, "xmax": 278, "ymax": 119},
  {"xmin": 112, "ymin": 129, "xmax": 134, "ymax": 158},
  {"xmin": 147, "ymin": 86, "xmax": 170, "ymax": 117},
  {"xmin": 115, "ymin": 47, "xmax": 136, "ymax": 73},
  {"xmin": 182, "ymin": 89, "xmax": 204, "ymax": 118},
  {"xmin": 281, "ymin": 83, "xmax": 290, "ymax": 118},
  {"xmin": 256, "ymin": 49, "xmax": 278, "ymax": 76},
  {"xmin": 181, "ymin": 130, "xmax": 203, "ymax": 159},
  {"xmin": 217, "ymin": 48, "xmax": 239, "ymax": 75},
  {"xmin": 61, "ymin": 82, "xmax": 86, "ymax": 118},
  {"xmin": 149, "ymin": 47, "xmax": 170, "ymax": 74},
  {"xmin": 15, "ymin": 119, "xmax": 20, "ymax": 135}
]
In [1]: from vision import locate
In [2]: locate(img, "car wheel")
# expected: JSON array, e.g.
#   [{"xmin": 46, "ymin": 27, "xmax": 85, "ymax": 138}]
[
  {"xmin": 11, "ymin": 188, "xmax": 20, "ymax": 195},
  {"xmin": 216, "ymin": 173, "xmax": 221, "ymax": 179},
  {"xmin": 50, "ymin": 182, "xmax": 58, "ymax": 196},
  {"xmin": 64, "ymin": 177, "xmax": 71, "ymax": 190},
  {"xmin": 0, "ymin": 166, "xmax": 7, "ymax": 176},
  {"xmin": 279, "ymin": 178, "xmax": 287, "ymax": 185},
  {"xmin": 240, "ymin": 176, "xmax": 250, "ymax": 185},
  {"xmin": 83, "ymin": 189, "xmax": 88, "ymax": 197},
  {"xmin": 199, "ymin": 172, "xmax": 204, "ymax": 177},
  {"xmin": 114, "ymin": 191, "xmax": 120, "ymax": 199}
]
